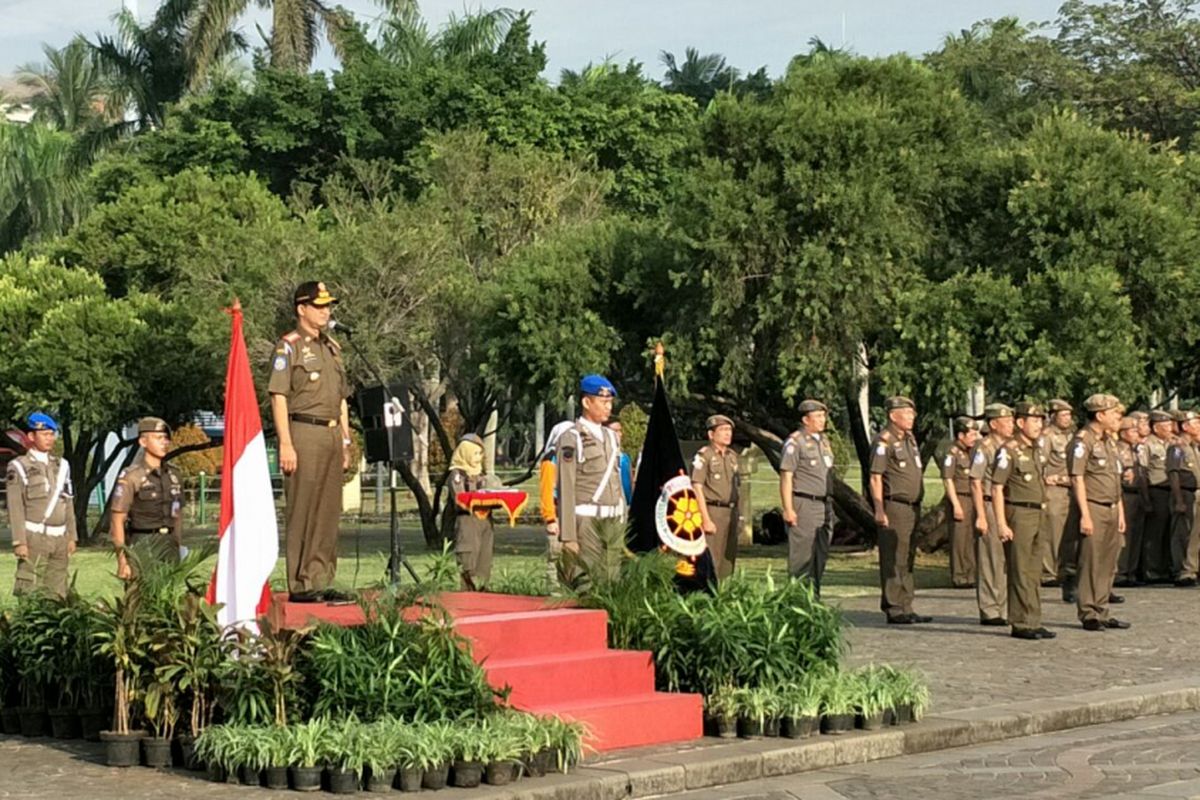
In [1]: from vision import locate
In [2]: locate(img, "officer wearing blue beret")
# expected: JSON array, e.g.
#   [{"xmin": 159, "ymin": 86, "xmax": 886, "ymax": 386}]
[
  {"xmin": 5, "ymin": 413, "xmax": 77, "ymax": 597},
  {"xmin": 556, "ymin": 375, "xmax": 626, "ymax": 572}
]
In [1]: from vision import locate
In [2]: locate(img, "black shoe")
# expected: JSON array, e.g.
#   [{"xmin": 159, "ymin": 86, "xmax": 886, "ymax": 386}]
[
  {"xmin": 320, "ymin": 588, "xmax": 356, "ymax": 602},
  {"xmin": 910, "ymin": 613, "xmax": 933, "ymax": 623},
  {"xmin": 1113, "ymin": 579, "xmax": 1137, "ymax": 588},
  {"xmin": 1062, "ymin": 590, "xmax": 1077, "ymax": 603},
  {"xmin": 1108, "ymin": 594, "xmax": 1125, "ymax": 604},
  {"xmin": 289, "ymin": 591, "xmax": 321, "ymax": 604},
  {"xmin": 1082, "ymin": 619, "xmax": 1106, "ymax": 631},
  {"xmin": 980, "ymin": 617, "xmax": 1008, "ymax": 626},
  {"xmin": 887, "ymin": 614, "xmax": 915, "ymax": 625},
  {"xmin": 1036, "ymin": 628, "xmax": 1057, "ymax": 640},
  {"xmin": 1104, "ymin": 618, "xmax": 1131, "ymax": 629},
  {"xmin": 1175, "ymin": 577, "xmax": 1198, "ymax": 588},
  {"xmin": 1011, "ymin": 628, "xmax": 1040, "ymax": 640}
]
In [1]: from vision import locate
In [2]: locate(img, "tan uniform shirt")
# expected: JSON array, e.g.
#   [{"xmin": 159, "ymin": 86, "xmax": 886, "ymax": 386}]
[
  {"xmin": 1145, "ymin": 434, "xmax": 1171, "ymax": 486},
  {"xmin": 5, "ymin": 453, "xmax": 77, "ymax": 545},
  {"xmin": 1040, "ymin": 427, "xmax": 1074, "ymax": 488},
  {"xmin": 992, "ymin": 435, "xmax": 1047, "ymax": 505},
  {"xmin": 940, "ymin": 442, "xmax": 972, "ymax": 496},
  {"xmin": 779, "ymin": 431, "xmax": 833, "ymax": 497},
  {"xmin": 556, "ymin": 420, "xmax": 625, "ymax": 543},
  {"xmin": 869, "ymin": 425, "xmax": 922, "ymax": 503},
  {"xmin": 1117, "ymin": 440, "xmax": 1148, "ymax": 497},
  {"xmin": 692, "ymin": 445, "xmax": 740, "ymax": 505},
  {"xmin": 267, "ymin": 330, "xmax": 350, "ymax": 419},
  {"xmin": 1067, "ymin": 426, "xmax": 1121, "ymax": 503},
  {"xmin": 969, "ymin": 434, "xmax": 1003, "ymax": 495},
  {"xmin": 111, "ymin": 462, "xmax": 184, "ymax": 537},
  {"xmin": 1167, "ymin": 438, "xmax": 1199, "ymax": 491}
]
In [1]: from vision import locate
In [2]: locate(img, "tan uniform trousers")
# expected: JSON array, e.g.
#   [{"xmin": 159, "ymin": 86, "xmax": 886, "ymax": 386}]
[
  {"xmin": 879, "ymin": 500, "xmax": 917, "ymax": 620},
  {"xmin": 13, "ymin": 531, "xmax": 69, "ymax": 599},
  {"xmin": 1169, "ymin": 491, "xmax": 1200, "ymax": 581},
  {"xmin": 707, "ymin": 505, "xmax": 739, "ymax": 581},
  {"xmin": 1003, "ymin": 505, "xmax": 1044, "ymax": 632},
  {"xmin": 946, "ymin": 494, "xmax": 976, "ymax": 588},
  {"xmin": 284, "ymin": 422, "xmax": 343, "ymax": 594},
  {"xmin": 976, "ymin": 503, "xmax": 1008, "ymax": 621},
  {"xmin": 787, "ymin": 496, "xmax": 831, "ymax": 594},
  {"xmin": 455, "ymin": 514, "xmax": 495, "ymax": 588},
  {"xmin": 1076, "ymin": 503, "xmax": 1122, "ymax": 624},
  {"xmin": 1040, "ymin": 486, "xmax": 1070, "ymax": 583},
  {"xmin": 1141, "ymin": 487, "xmax": 1173, "ymax": 582}
]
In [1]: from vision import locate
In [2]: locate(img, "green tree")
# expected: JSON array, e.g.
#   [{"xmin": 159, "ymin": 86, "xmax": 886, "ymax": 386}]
[
  {"xmin": 0, "ymin": 122, "xmax": 89, "ymax": 252},
  {"xmin": 16, "ymin": 39, "xmax": 114, "ymax": 133}
]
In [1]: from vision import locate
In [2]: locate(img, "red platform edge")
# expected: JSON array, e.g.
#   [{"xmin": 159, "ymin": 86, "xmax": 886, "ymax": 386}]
[{"xmin": 273, "ymin": 591, "xmax": 703, "ymax": 752}]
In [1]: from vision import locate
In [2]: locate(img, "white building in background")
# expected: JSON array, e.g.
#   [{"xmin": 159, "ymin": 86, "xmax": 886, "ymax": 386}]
[{"xmin": 0, "ymin": 77, "xmax": 35, "ymax": 124}]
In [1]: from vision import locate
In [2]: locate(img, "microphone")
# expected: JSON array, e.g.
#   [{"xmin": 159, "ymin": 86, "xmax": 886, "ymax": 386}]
[{"xmin": 328, "ymin": 319, "xmax": 354, "ymax": 336}]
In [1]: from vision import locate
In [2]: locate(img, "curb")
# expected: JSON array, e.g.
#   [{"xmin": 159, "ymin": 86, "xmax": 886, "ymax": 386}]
[{"xmin": 445, "ymin": 677, "xmax": 1200, "ymax": 800}]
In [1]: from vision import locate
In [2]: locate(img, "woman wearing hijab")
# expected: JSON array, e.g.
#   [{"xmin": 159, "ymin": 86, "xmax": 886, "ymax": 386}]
[{"xmin": 447, "ymin": 433, "xmax": 493, "ymax": 590}]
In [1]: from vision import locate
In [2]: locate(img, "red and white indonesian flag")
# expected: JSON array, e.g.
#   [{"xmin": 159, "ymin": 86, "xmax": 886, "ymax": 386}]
[{"xmin": 206, "ymin": 301, "xmax": 278, "ymax": 631}]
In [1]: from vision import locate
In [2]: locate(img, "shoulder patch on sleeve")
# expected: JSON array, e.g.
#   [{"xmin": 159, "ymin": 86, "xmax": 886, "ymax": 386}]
[
  {"xmin": 273, "ymin": 355, "xmax": 288, "ymax": 371},
  {"xmin": 692, "ymin": 453, "xmax": 705, "ymax": 471},
  {"xmin": 875, "ymin": 444, "xmax": 887, "ymax": 456},
  {"xmin": 997, "ymin": 449, "xmax": 1010, "ymax": 469},
  {"xmin": 943, "ymin": 453, "xmax": 954, "ymax": 467},
  {"xmin": 973, "ymin": 450, "xmax": 985, "ymax": 465},
  {"xmin": 1073, "ymin": 441, "xmax": 1087, "ymax": 459},
  {"xmin": 561, "ymin": 445, "xmax": 575, "ymax": 463}
]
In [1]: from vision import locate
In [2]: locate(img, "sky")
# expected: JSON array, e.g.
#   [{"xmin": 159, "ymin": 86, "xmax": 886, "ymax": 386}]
[{"xmin": 1, "ymin": 0, "xmax": 1066, "ymax": 81}]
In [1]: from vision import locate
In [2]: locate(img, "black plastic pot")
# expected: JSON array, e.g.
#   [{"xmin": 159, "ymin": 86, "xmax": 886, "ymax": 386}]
[
  {"xmin": 894, "ymin": 703, "xmax": 914, "ymax": 724},
  {"xmin": 0, "ymin": 707, "xmax": 21, "ymax": 735},
  {"xmin": 48, "ymin": 708, "xmax": 80, "ymax": 739},
  {"xmin": 522, "ymin": 751, "xmax": 546, "ymax": 778},
  {"xmin": 141, "ymin": 736, "xmax": 173, "ymax": 768},
  {"xmin": 17, "ymin": 707, "xmax": 47, "ymax": 737},
  {"xmin": 397, "ymin": 766, "xmax": 423, "ymax": 792},
  {"xmin": 291, "ymin": 765, "xmax": 323, "ymax": 792},
  {"xmin": 265, "ymin": 765, "xmax": 289, "ymax": 789},
  {"xmin": 764, "ymin": 716, "xmax": 782, "ymax": 737},
  {"xmin": 821, "ymin": 713, "xmax": 855, "ymax": 735},
  {"xmin": 365, "ymin": 766, "xmax": 395, "ymax": 792},
  {"xmin": 101, "ymin": 730, "xmax": 143, "ymax": 767},
  {"xmin": 485, "ymin": 760, "xmax": 517, "ymax": 786},
  {"xmin": 452, "ymin": 760, "xmax": 484, "ymax": 787},
  {"xmin": 78, "ymin": 708, "xmax": 107, "ymax": 742},
  {"xmin": 238, "ymin": 765, "xmax": 262, "ymax": 786},
  {"xmin": 857, "ymin": 711, "xmax": 886, "ymax": 731},
  {"xmin": 716, "ymin": 715, "xmax": 737, "ymax": 739},
  {"xmin": 737, "ymin": 716, "xmax": 764, "ymax": 738},
  {"xmin": 176, "ymin": 736, "xmax": 202, "ymax": 770},
  {"xmin": 782, "ymin": 715, "xmax": 819, "ymax": 739},
  {"xmin": 328, "ymin": 767, "xmax": 359, "ymax": 794},
  {"xmin": 421, "ymin": 763, "xmax": 450, "ymax": 790},
  {"xmin": 206, "ymin": 761, "xmax": 228, "ymax": 783}
]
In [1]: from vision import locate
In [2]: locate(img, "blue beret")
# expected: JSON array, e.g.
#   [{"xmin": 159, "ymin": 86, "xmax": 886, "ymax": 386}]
[
  {"xmin": 26, "ymin": 412, "xmax": 58, "ymax": 433},
  {"xmin": 580, "ymin": 374, "xmax": 617, "ymax": 398}
]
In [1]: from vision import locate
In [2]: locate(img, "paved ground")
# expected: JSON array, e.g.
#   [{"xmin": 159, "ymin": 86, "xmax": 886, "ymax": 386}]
[
  {"xmin": 837, "ymin": 583, "xmax": 1198, "ymax": 713},
  {"xmin": 673, "ymin": 711, "xmax": 1200, "ymax": 800}
]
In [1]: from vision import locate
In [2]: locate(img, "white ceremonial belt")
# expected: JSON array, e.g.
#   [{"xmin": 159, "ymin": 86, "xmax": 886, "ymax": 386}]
[
  {"xmin": 25, "ymin": 521, "xmax": 66, "ymax": 537},
  {"xmin": 575, "ymin": 504, "xmax": 623, "ymax": 519}
]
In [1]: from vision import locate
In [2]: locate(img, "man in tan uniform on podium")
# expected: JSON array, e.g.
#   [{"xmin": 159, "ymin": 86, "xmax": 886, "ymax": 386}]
[
  {"xmin": 268, "ymin": 281, "xmax": 352, "ymax": 603},
  {"xmin": 692, "ymin": 414, "xmax": 740, "ymax": 580},
  {"xmin": 556, "ymin": 375, "xmax": 626, "ymax": 571}
]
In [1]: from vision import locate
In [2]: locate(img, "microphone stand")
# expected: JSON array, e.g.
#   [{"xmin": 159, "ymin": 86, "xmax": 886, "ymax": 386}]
[{"xmin": 337, "ymin": 325, "xmax": 420, "ymax": 587}]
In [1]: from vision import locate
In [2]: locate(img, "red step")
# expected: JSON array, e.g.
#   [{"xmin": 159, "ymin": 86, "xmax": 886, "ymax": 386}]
[
  {"xmin": 483, "ymin": 650, "xmax": 655, "ymax": 707},
  {"xmin": 453, "ymin": 608, "xmax": 610, "ymax": 661},
  {"xmin": 523, "ymin": 692, "xmax": 704, "ymax": 752}
]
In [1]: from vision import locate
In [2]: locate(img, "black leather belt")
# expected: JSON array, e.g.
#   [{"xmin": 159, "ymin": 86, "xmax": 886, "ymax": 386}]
[
  {"xmin": 129, "ymin": 527, "xmax": 171, "ymax": 535},
  {"xmin": 884, "ymin": 496, "xmax": 920, "ymax": 507},
  {"xmin": 1150, "ymin": 484, "xmax": 1171, "ymax": 492},
  {"xmin": 1087, "ymin": 499, "xmax": 1117, "ymax": 508},
  {"xmin": 290, "ymin": 413, "xmax": 338, "ymax": 427},
  {"xmin": 1122, "ymin": 487, "xmax": 1141, "ymax": 494},
  {"xmin": 793, "ymin": 492, "xmax": 828, "ymax": 502},
  {"xmin": 706, "ymin": 499, "xmax": 735, "ymax": 508},
  {"xmin": 1008, "ymin": 500, "xmax": 1045, "ymax": 510},
  {"xmin": 955, "ymin": 491, "xmax": 972, "ymax": 498}
]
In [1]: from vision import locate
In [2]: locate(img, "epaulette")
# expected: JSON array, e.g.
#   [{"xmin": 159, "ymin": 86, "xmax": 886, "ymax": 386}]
[
  {"xmin": 282, "ymin": 331, "xmax": 300, "ymax": 343},
  {"xmin": 879, "ymin": 430, "xmax": 892, "ymax": 442}
]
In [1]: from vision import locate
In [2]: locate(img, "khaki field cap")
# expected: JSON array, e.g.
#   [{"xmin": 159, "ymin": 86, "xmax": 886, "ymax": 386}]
[
  {"xmin": 1178, "ymin": 410, "xmax": 1200, "ymax": 423},
  {"xmin": 952, "ymin": 416, "xmax": 975, "ymax": 434},
  {"xmin": 1119, "ymin": 416, "xmax": 1138, "ymax": 431},
  {"xmin": 983, "ymin": 402, "xmax": 1014, "ymax": 420},
  {"xmin": 1014, "ymin": 402, "xmax": 1044, "ymax": 418},
  {"xmin": 1083, "ymin": 394, "xmax": 1120, "ymax": 413},
  {"xmin": 1047, "ymin": 399, "xmax": 1072, "ymax": 413},
  {"xmin": 137, "ymin": 417, "xmax": 171, "ymax": 435},
  {"xmin": 884, "ymin": 396, "xmax": 915, "ymax": 411},
  {"xmin": 797, "ymin": 399, "xmax": 828, "ymax": 416},
  {"xmin": 1128, "ymin": 410, "xmax": 1149, "ymax": 421},
  {"xmin": 1149, "ymin": 410, "xmax": 1175, "ymax": 424},
  {"xmin": 706, "ymin": 414, "xmax": 734, "ymax": 430}
]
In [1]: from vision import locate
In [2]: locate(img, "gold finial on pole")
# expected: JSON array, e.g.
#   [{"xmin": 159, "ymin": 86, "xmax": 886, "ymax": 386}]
[{"xmin": 654, "ymin": 341, "xmax": 665, "ymax": 378}]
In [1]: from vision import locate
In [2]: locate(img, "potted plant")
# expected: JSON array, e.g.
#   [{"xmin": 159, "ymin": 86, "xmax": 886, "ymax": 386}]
[
  {"xmin": 395, "ymin": 723, "xmax": 424, "ymax": 793},
  {"xmin": 854, "ymin": 666, "xmax": 891, "ymax": 731},
  {"xmin": 451, "ymin": 721, "xmax": 486, "ymax": 787},
  {"xmin": 891, "ymin": 668, "xmax": 931, "ymax": 724},
  {"xmin": 781, "ymin": 677, "xmax": 822, "ymax": 739},
  {"xmin": 141, "ymin": 673, "xmax": 178, "ymax": 768},
  {"xmin": 819, "ymin": 672, "xmax": 856, "ymax": 735},
  {"xmin": 287, "ymin": 718, "xmax": 331, "ymax": 791},
  {"xmin": 264, "ymin": 725, "xmax": 291, "ymax": 790},
  {"xmin": 705, "ymin": 685, "xmax": 739, "ymax": 738},
  {"xmin": 419, "ymin": 721, "xmax": 454, "ymax": 790},
  {"xmin": 94, "ymin": 574, "xmax": 147, "ymax": 766},
  {"xmin": 513, "ymin": 713, "xmax": 554, "ymax": 777},
  {"xmin": 328, "ymin": 718, "xmax": 366, "ymax": 794},
  {"xmin": 194, "ymin": 724, "xmax": 237, "ymax": 783},
  {"xmin": 0, "ymin": 612, "xmax": 20, "ymax": 735},
  {"xmin": 363, "ymin": 720, "xmax": 401, "ymax": 793},
  {"xmin": 76, "ymin": 603, "xmax": 114, "ymax": 743},
  {"xmin": 161, "ymin": 592, "xmax": 227, "ymax": 765},
  {"xmin": 9, "ymin": 594, "xmax": 55, "ymax": 738},
  {"xmin": 483, "ymin": 717, "xmax": 525, "ymax": 786},
  {"xmin": 546, "ymin": 716, "xmax": 587, "ymax": 774},
  {"xmin": 734, "ymin": 687, "xmax": 767, "ymax": 738},
  {"xmin": 763, "ymin": 686, "xmax": 786, "ymax": 737}
]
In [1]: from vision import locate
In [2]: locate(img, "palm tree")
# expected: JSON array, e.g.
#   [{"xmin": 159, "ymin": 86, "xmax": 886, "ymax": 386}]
[
  {"xmin": 376, "ymin": 2, "xmax": 519, "ymax": 67},
  {"xmin": 16, "ymin": 39, "xmax": 114, "ymax": 133},
  {"xmin": 0, "ymin": 122, "xmax": 88, "ymax": 252},
  {"xmin": 660, "ymin": 47, "xmax": 739, "ymax": 105}
]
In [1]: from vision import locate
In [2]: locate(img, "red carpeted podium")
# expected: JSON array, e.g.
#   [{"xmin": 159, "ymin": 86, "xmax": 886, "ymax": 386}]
[{"xmin": 276, "ymin": 591, "xmax": 703, "ymax": 752}]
